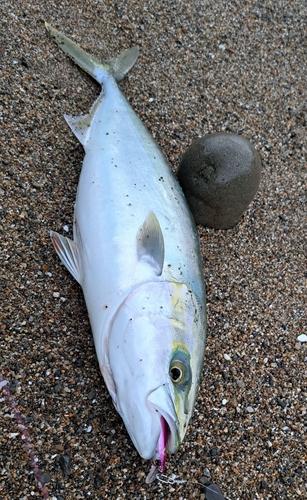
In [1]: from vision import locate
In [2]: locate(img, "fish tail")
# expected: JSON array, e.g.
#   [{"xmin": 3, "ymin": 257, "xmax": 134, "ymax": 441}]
[{"xmin": 45, "ymin": 22, "xmax": 139, "ymax": 84}]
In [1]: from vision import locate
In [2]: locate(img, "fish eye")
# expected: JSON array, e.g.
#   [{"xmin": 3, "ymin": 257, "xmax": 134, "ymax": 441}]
[
  {"xmin": 169, "ymin": 348, "xmax": 191, "ymax": 390},
  {"xmin": 170, "ymin": 366, "xmax": 183, "ymax": 383},
  {"xmin": 169, "ymin": 360, "xmax": 186, "ymax": 384}
]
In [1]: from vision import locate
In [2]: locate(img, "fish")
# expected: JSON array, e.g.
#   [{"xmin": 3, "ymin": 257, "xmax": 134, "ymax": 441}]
[{"xmin": 46, "ymin": 22, "xmax": 206, "ymax": 472}]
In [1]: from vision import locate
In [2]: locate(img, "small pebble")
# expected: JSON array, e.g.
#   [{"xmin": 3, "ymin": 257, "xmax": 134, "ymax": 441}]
[
  {"xmin": 203, "ymin": 467, "xmax": 211, "ymax": 479},
  {"xmin": 74, "ymin": 359, "xmax": 85, "ymax": 367},
  {"xmin": 277, "ymin": 399, "xmax": 287, "ymax": 409},
  {"xmin": 59, "ymin": 454, "xmax": 72, "ymax": 475},
  {"xmin": 297, "ymin": 334, "xmax": 307, "ymax": 342},
  {"xmin": 227, "ymin": 398, "xmax": 238, "ymax": 408},
  {"xmin": 260, "ymin": 480, "xmax": 269, "ymax": 490},
  {"xmin": 41, "ymin": 472, "xmax": 51, "ymax": 484}
]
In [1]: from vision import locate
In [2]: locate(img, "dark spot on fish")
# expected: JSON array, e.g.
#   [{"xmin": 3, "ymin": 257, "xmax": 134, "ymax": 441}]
[
  {"xmin": 104, "ymin": 305, "xmax": 108, "ymax": 309},
  {"xmin": 106, "ymin": 132, "xmax": 109, "ymax": 135}
]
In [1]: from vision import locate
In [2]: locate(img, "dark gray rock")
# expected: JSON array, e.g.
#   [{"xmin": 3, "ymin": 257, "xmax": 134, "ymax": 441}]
[
  {"xmin": 177, "ymin": 133, "xmax": 261, "ymax": 229},
  {"xmin": 41, "ymin": 472, "xmax": 51, "ymax": 484},
  {"xmin": 59, "ymin": 454, "xmax": 72, "ymax": 476},
  {"xmin": 204, "ymin": 483, "xmax": 226, "ymax": 499}
]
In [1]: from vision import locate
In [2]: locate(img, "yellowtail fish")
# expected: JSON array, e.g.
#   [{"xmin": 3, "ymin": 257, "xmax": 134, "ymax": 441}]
[{"xmin": 46, "ymin": 22, "xmax": 206, "ymax": 474}]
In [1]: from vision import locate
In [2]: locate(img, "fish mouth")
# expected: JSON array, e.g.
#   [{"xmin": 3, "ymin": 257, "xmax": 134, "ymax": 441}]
[
  {"xmin": 156, "ymin": 415, "xmax": 170, "ymax": 471},
  {"xmin": 148, "ymin": 385, "xmax": 180, "ymax": 471},
  {"xmin": 145, "ymin": 415, "xmax": 174, "ymax": 484}
]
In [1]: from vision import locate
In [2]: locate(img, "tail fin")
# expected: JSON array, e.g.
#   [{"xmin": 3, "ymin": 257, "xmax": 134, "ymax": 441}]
[{"xmin": 45, "ymin": 22, "xmax": 139, "ymax": 85}]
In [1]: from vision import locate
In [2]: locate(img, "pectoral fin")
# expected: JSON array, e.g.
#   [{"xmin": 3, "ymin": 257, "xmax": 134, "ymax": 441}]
[
  {"xmin": 50, "ymin": 231, "xmax": 82, "ymax": 284},
  {"xmin": 137, "ymin": 212, "xmax": 164, "ymax": 276}
]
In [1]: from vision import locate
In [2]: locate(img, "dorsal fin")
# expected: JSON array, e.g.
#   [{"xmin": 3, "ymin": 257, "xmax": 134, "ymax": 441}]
[{"xmin": 137, "ymin": 212, "xmax": 164, "ymax": 276}]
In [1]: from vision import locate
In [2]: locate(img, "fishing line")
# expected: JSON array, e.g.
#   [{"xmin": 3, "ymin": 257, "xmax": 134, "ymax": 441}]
[
  {"xmin": 157, "ymin": 474, "xmax": 228, "ymax": 499},
  {"xmin": 147, "ymin": 464, "xmax": 227, "ymax": 499},
  {"xmin": 0, "ymin": 374, "xmax": 49, "ymax": 499}
]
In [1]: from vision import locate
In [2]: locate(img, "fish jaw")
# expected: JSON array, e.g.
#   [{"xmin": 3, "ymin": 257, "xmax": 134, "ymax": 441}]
[
  {"xmin": 113, "ymin": 382, "xmax": 181, "ymax": 462},
  {"xmin": 147, "ymin": 383, "xmax": 182, "ymax": 457},
  {"xmin": 147, "ymin": 385, "xmax": 185, "ymax": 471}
]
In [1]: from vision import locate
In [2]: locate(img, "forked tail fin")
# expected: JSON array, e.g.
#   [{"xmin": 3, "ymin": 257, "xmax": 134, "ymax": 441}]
[{"xmin": 45, "ymin": 22, "xmax": 139, "ymax": 85}]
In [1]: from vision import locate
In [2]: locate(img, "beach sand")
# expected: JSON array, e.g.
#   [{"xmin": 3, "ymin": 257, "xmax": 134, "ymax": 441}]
[{"xmin": 0, "ymin": 1, "xmax": 306, "ymax": 498}]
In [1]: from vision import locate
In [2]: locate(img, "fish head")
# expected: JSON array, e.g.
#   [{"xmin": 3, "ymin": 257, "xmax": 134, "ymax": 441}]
[{"xmin": 107, "ymin": 281, "xmax": 206, "ymax": 465}]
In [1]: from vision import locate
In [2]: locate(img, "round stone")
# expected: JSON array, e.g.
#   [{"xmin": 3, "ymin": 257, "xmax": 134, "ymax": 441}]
[{"xmin": 177, "ymin": 133, "xmax": 261, "ymax": 229}]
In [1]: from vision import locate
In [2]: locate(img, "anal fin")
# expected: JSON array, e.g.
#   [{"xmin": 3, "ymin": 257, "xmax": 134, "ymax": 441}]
[{"xmin": 50, "ymin": 231, "xmax": 82, "ymax": 284}]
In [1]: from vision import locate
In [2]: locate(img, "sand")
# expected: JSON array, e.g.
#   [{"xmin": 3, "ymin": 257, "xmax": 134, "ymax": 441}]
[{"xmin": 0, "ymin": 1, "xmax": 306, "ymax": 499}]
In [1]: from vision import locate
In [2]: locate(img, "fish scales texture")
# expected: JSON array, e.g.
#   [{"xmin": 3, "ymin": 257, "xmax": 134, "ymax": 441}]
[
  {"xmin": 76, "ymin": 82, "xmax": 203, "ymax": 320},
  {"xmin": 47, "ymin": 23, "xmax": 206, "ymax": 467}
]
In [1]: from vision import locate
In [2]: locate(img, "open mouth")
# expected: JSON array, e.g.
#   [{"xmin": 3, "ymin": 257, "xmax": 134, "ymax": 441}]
[
  {"xmin": 146, "ymin": 416, "xmax": 171, "ymax": 483},
  {"xmin": 157, "ymin": 415, "xmax": 170, "ymax": 472},
  {"xmin": 147, "ymin": 383, "xmax": 180, "ymax": 473}
]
